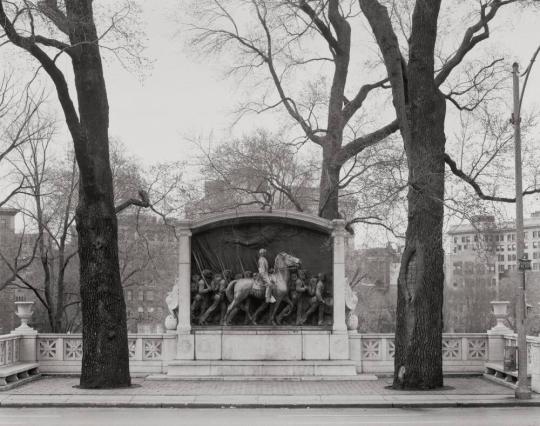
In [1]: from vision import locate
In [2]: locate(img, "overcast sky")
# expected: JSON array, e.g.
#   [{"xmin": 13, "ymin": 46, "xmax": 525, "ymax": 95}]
[
  {"xmin": 1, "ymin": 1, "xmax": 537, "ymax": 165},
  {"xmin": 98, "ymin": 1, "xmax": 540, "ymax": 165}
]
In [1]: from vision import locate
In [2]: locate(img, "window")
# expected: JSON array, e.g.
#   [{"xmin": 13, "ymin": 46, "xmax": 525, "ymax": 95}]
[
  {"xmin": 534, "ymin": 252, "xmax": 540, "ymax": 259},
  {"xmin": 498, "ymin": 254, "xmax": 505, "ymax": 262},
  {"xmin": 533, "ymin": 241, "xmax": 539, "ymax": 249},
  {"xmin": 534, "ymin": 263, "xmax": 540, "ymax": 271},
  {"xmin": 457, "ymin": 245, "xmax": 462, "ymax": 251},
  {"xmin": 462, "ymin": 236, "xmax": 466, "ymax": 243},
  {"xmin": 465, "ymin": 262, "xmax": 474, "ymax": 274},
  {"xmin": 126, "ymin": 290, "xmax": 132, "ymax": 301},
  {"xmin": 454, "ymin": 237, "xmax": 458, "ymax": 243},
  {"xmin": 474, "ymin": 235, "xmax": 478, "ymax": 242},
  {"xmin": 487, "ymin": 264, "xmax": 495, "ymax": 273},
  {"xmin": 138, "ymin": 291, "xmax": 144, "ymax": 301},
  {"xmin": 464, "ymin": 244, "xmax": 468, "ymax": 250},
  {"xmin": 146, "ymin": 290, "xmax": 154, "ymax": 301},
  {"xmin": 499, "ymin": 264, "xmax": 505, "ymax": 272},
  {"xmin": 524, "ymin": 253, "xmax": 529, "ymax": 259}
]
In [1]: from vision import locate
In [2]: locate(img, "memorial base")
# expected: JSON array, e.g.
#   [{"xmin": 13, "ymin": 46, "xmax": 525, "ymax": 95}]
[
  {"xmin": 163, "ymin": 360, "xmax": 362, "ymax": 379},
  {"xmin": 161, "ymin": 327, "xmax": 363, "ymax": 379}
]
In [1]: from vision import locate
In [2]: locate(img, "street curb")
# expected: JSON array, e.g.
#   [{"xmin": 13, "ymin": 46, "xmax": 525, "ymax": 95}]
[{"xmin": 1, "ymin": 400, "xmax": 540, "ymax": 409}]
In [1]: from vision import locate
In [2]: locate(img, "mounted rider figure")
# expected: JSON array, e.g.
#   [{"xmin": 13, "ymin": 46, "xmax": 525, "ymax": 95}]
[{"xmin": 258, "ymin": 248, "xmax": 275, "ymax": 303}]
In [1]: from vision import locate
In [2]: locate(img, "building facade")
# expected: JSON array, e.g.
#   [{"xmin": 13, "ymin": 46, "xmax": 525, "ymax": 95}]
[{"xmin": 445, "ymin": 212, "xmax": 540, "ymax": 332}]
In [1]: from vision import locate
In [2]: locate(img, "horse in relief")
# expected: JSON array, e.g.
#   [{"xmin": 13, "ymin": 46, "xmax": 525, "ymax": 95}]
[{"xmin": 224, "ymin": 251, "xmax": 300, "ymax": 325}]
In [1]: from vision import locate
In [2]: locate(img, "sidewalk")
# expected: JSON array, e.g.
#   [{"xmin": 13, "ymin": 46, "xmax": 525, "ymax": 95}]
[{"xmin": 0, "ymin": 376, "xmax": 538, "ymax": 408}]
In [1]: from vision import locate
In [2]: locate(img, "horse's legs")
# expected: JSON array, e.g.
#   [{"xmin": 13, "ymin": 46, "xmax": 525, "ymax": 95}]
[
  {"xmin": 252, "ymin": 301, "xmax": 268, "ymax": 325},
  {"xmin": 270, "ymin": 296, "xmax": 283, "ymax": 325},
  {"xmin": 225, "ymin": 299, "xmax": 239, "ymax": 325},
  {"xmin": 242, "ymin": 298, "xmax": 252, "ymax": 325}
]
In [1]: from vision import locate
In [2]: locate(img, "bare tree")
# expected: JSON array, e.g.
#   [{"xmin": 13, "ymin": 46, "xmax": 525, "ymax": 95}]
[
  {"xmin": 359, "ymin": 0, "xmax": 537, "ymax": 389},
  {"xmin": 0, "ymin": 0, "xmax": 150, "ymax": 387},
  {"xmin": 194, "ymin": 130, "xmax": 318, "ymax": 214},
  {"xmin": 188, "ymin": 0, "xmax": 399, "ymax": 219}
]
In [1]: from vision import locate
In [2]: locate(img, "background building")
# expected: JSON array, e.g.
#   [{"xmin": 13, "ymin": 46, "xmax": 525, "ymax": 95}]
[
  {"xmin": 0, "ymin": 208, "xmax": 21, "ymax": 333},
  {"xmin": 445, "ymin": 212, "xmax": 540, "ymax": 332}
]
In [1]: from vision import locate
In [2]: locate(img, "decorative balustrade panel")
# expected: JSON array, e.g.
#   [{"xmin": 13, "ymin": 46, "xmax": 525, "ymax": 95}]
[
  {"xmin": 351, "ymin": 333, "xmax": 489, "ymax": 374},
  {"xmin": 36, "ymin": 334, "xmax": 169, "ymax": 362},
  {"xmin": 0, "ymin": 335, "xmax": 20, "ymax": 367},
  {"xmin": 357, "ymin": 334, "xmax": 488, "ymax": 363}
]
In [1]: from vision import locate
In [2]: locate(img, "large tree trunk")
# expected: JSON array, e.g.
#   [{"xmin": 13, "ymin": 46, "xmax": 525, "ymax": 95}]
[
  {"xmin": 393, "ymin": 90, "xmax": 446, "ymax": 389},
  {"xmin": 318, "ymin": 149, "xmax": 340, "ymax": 220},
  {"xmin": 67, "ymin": 0, "xmax": 130, "ymax": 388}
]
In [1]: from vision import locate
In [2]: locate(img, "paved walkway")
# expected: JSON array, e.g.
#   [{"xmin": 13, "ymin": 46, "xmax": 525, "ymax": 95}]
[{"xmin": 0, "ymin": 376, "xmax": 538, "ymax": 408}]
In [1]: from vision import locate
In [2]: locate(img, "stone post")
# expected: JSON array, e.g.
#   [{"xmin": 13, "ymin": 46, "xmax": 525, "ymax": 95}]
[
  {"xmin": 487, "ymin": 300, "xmax": 513, "ymax": 364},
  {"xmin": 330, "ymin": 219, "xmax": 349, "ymax": 360},
  {"xmin": 175, "ymin": 221, "xmax": 194, "ymax": 360},
  {"xmin": 11, "ymin": 301, "xmax": 37, "ymax": 363}
]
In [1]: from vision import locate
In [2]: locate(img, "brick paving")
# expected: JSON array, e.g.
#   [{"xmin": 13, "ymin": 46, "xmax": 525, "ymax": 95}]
[{"xmin": 4, "ymin": 376, "xmax": 513, "ymax": 396}]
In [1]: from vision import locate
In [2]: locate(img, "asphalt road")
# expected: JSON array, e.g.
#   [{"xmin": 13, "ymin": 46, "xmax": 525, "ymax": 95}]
[{"xmin": 0, "ymin": 407, "xmax": 539, "ymax": 426}]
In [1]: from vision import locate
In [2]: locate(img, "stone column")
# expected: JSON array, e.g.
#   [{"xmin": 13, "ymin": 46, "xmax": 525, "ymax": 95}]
[
  {"xmin": 175, "ymin": 221, "xmax": 194, "ymax": 360},
  {"xmin": 330, "ymin": 219, "xmax": 349, "ymax": 360},
  {"xmin": 332, "ymin": 219, "xmax": 347, "ymax": 332}
]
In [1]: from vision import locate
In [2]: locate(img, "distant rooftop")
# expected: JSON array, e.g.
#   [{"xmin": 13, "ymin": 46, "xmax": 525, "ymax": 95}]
[
  {"xmin": 0, "ymin": 208, "xmax": 18, "ymax": 216},
  {"xmin": 448, "ymin": 212, "xmax": 540, "ymax": 235}
]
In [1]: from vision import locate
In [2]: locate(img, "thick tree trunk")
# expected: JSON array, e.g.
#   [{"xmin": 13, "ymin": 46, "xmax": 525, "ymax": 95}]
[
  {"xmin": 318, "ymin": 150, "xmax": 340, "ymax": 220},
  {"xmin": 67, "ymin": 0, "xmax": 130, "ymax": 388},
  {"xmin": 393, "ymin": 91, "xmax": 446, "ymax": 389}
]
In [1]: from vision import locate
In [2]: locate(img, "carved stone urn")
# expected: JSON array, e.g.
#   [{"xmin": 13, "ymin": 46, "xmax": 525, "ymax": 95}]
[
  {"xmin": 490, "ymin": 301, "xmax": 510, "ymax": 332},
  {"xmin": 164, "ymin": 314, "xmax": 178, "ymax": 332},
  {"xmin": 14, "ymin": 301, "xmax": 35, "ymax": 331}
]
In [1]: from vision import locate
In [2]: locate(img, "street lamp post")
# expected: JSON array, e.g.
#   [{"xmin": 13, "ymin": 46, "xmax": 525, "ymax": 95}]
[{"xmin": 512, "ymin": 62, "xmax": 531, "ymax": 399}]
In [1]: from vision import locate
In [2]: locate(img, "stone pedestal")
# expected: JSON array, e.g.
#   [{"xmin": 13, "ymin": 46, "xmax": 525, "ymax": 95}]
[
  {"xmin": 487, "ymin": 301, "xmax": 513, "ymax": 364},
  {"xmin": 11, "ymin": 301, "xmax": 37, "ymax": 363}
]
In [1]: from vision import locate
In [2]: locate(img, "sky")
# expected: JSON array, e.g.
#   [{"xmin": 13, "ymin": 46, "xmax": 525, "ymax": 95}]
[
  {"xmin": 97, "ymin": 0, "xmax": 540, "ymax": 162},
  {"xmin": 1, "ymin": 1, "xmax": 538, "ymax": 164},
  {"xmin": 1, "ymin": 0, "xmax": 540, "ymax": 245},
  {"xmin": 100, "ymin": 1, "xmax": 540, "ymax": 165}
]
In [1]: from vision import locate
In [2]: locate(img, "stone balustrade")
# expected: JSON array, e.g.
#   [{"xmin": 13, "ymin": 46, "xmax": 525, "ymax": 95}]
[
  {"xmin": 35, "ymin": 333, "xmax": 177, "ymax": 376},
  {"xmin": 0, "ymin": 334, "xmax": 20, "ymax": 369},
  {"xmin": 0, "ymin": 329, "xmax": 537, "ymax": 391},
  {"xmin": 348, "ymin": 333, "xmax": 489, "ymax": 375}
]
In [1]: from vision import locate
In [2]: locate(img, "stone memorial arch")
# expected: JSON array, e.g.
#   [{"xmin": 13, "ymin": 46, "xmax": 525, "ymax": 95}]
[{"xmin": 164, "ymin": 210, "xmax": 356, "ymax": 377}]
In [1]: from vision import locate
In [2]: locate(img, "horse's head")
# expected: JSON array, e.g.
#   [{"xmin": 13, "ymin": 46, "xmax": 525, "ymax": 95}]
[{"xmin": 274, "ymin": 251, "xmax": 301, "ymax": 270}]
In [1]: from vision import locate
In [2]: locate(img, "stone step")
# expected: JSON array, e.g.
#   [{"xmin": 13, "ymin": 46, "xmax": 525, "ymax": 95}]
[
  {"xmin": 147, "ymin": 374, "xmax": 377, "ymax": 381},
  {"xmin": 0, "ymin": 362, "xmax": 41, "ymax": 391},
  {"xmin": 164, "ymin": 360, "xmax": 360, "ymax": 378}
]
